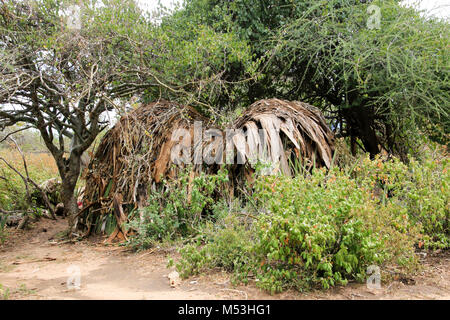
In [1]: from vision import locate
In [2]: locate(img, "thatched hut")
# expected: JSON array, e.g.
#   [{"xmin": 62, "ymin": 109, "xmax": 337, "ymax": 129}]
[
  {"xmin": 230, "ymin": 98, "xmax": 334, "ymax": 177},
  {"xmin": 81, "ymin": 100, "xmax": 212, "ymax": 236},
  {"xmin": 80, "ymin": 99, "xmax": 334, "ymax": 238}
]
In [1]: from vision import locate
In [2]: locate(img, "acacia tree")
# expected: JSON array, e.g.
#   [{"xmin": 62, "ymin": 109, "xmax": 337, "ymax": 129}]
[
  {"xmin": 269, "ymin": 0, "xmax": 449, "ymax": 158},
  {"xmin": 175, "ymin": 0, "xmax": 449, "ymax": 158},
  {"xmin": 0, "ymin": 0, "xmax": 156, "ymax": 234}
]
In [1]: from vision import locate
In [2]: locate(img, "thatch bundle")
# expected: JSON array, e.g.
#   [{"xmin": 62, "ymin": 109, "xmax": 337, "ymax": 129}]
[
  {"xmin": 80, "ymin": 98, "xmax": 335, "ymax": 237},
  {"xmin": 232, "ymin": 98, "xmax": 335, "ymax": 176},
  {"xmin": 81, "ymin": 100, "xmax": 213, "ymax": 235}
]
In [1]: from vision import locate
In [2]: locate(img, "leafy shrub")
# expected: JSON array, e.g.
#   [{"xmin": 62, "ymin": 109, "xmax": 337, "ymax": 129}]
[
  {"xmin": 127, "ymin": 167, "xmax": 229, "ymax": 249},
  {"xmin": 176, "ymin": 165, "xmax": 421, "ymax": 294},
  {"xmin": 150, "ymin": 142, "xmax": 447, "ymax": 294},
  {"xmin": 250, "ymin": 167, "xmax": 419, "ymax": 293},
  {"xmin": 176, "ymin": 214, "xmax": 256, "ymax": 284},
  {"xmin": 352, "ymin": 152, "xmax": 449, "ymax": 249},
  {"xmin": 177, "ymin": 149, "xmax": 449, "ymax": 293}
]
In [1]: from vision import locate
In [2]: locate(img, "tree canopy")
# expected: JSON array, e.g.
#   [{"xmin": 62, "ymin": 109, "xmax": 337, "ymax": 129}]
[{"xmin": 167, "ymin": 0, "xmax": 449, "ymax": 157}]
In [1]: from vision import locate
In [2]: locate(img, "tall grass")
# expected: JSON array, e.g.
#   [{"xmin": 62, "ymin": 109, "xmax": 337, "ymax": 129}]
[{"xmin": 0, "ymin": 149, "xmax": 58, "ymax": 210}]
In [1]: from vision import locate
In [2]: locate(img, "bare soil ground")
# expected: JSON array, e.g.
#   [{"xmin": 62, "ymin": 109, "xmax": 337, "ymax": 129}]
[{"xmin": 0, "ymin": 218, "xmax": 449, "ymax": 300}]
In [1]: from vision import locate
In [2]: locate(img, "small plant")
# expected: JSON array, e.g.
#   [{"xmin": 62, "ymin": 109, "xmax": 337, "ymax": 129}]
[
  {"xmin": 127, "ymin": 166, "xmax": 229, "ymax": 250},
  {"xmin": 176, "ymin": 213, "xmax": 256, "ymax": 284},
  {"xmin": 16, "ymin": 283, "xmax": 36, "ymax": 296},
  {"xmin": 0, "ymin": 214, "xmax": 7, "ymax": 244},
  {"xmin": 0, "ymin": 284, "xmax": 10, "ymax": 300}
]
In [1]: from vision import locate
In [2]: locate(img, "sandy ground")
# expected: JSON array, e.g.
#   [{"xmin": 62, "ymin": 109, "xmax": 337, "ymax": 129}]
[{"xmin": 0, "ymin": 217, "xmax": 449, "ymax": 300}]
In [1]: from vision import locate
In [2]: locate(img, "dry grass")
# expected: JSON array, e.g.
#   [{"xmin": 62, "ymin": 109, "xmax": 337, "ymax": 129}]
[
  {"xmin": 0, "ymin": 149, "xmax": 58, "ymax": 180},
  {"xmin": 0, "ymin": 149, "xmax": 58, "ymax": 210}
]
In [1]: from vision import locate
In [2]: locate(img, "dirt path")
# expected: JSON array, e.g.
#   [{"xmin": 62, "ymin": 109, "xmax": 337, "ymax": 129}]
[{"xmin": 0, "ymin": 218, "xmax": 449, "ymax": 300}]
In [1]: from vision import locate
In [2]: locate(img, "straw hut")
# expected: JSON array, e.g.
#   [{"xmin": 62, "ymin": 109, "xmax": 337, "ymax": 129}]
[{"xmin": 80, "ymin": 99, "xmax": 334, "ymax": 238}]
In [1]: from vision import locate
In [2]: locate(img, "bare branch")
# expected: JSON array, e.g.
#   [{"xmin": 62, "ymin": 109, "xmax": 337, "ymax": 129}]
[{"xmin": 0, "ymin": 125, "xmax": 32, "ymax": 143}]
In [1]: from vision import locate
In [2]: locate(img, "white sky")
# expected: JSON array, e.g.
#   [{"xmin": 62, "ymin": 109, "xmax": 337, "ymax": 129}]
[
  {"xmin": 402, "ymin": 0, "xmax": 450, "ymax": 18},
  {"xmin": 137, "ymin": 0, "xmax": 450, "ymax": 19},
  {"xmin": 137, "ymin": 0, "xmax": 179, "ymax": 14}
]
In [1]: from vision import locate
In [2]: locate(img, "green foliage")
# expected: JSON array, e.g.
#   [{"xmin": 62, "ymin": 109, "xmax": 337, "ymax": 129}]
[
  {"xmin": 175, "ymin": 145, "xmax": 450, "ymax": 294},
  {"xmin": 351, "ymin": 149, "xmax": 449, "ymax": 249},
  {"xmin": 174, "ymin": 0, "xmax": 449, "ymax": 155},
  {"xmin": 271, "ymin": 0, "xmax": 449, "ymax": 152},
  {"xmin": 126, "ymin": 167, "xmax": 229, "ymax": 249},
  {"xmin": 0, "ymin": 214, "xmax": 7, "ymax": 244},
  {"xmin": 153, "ymin": 4, "xmax": 256, "ymax": 119},
  {"xmin": 176, "ymin": 214, "xmax": 256, "ymax": 284},
  {"xmin": 250, "ymin": 167, "xmax": 419, "ymax": 293}
]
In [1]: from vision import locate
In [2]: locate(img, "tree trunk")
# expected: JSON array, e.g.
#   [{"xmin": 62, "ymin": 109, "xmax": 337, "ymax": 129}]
[
  {"xmin": 344, "ymin": 105, "xmax": 380, "ymax": 158},
  {"xmin": 350, "ymin": 135, "xmax": 357, "ymax": 156},
  {"xmin": 358, "ymin": 122, "xmax": 380, "ymax": 158},
  {"xmin": 59, "ymin": 153, "xmax": 82, "ymax": 237},
  {"xmin": 62, "ymin": 183, "xmax": 79, "ymax": 235}
]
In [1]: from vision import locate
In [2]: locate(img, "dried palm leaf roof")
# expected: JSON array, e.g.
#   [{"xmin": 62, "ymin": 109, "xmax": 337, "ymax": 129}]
[
  {"xmin": 83, "ymin": 100, "xmax": 211, "ymax": 217},
  {"xmin": 232, "ymin": 98, "xmax": 335, "ymax": 176}
]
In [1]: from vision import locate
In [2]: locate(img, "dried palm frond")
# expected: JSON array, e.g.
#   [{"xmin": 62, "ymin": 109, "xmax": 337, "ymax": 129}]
[
  {"xmin": 81, "ymin": 100, "xmax": 213, "ymax": 233},
  {"xmin": 232, "ymin": 98, "xmax": 335, "ymax": 176}
]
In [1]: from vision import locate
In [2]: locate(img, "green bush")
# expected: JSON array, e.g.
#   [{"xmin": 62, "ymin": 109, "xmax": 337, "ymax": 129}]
[
  {"xmin": 176, "ymin": 148, "xmax": 450, "ymax": 294},
  {"xmin": 250, "ymin": 167, "xmax": 419, "ymax": 293},
  {"xmin": 176, "ymin": 165, "xmax": 422, "ymax": 294},
  {"xmin": 127, "ymin": 167, "xmax": 229, "ymax": 249},
  {"xmin": 152, "ymin": 142, "xmax": 448, "ymax": 294},
  {"xmin": 352, "ymin": 152, "xmax": 449, "ymax": 249},
  {"xmin": 176, "ymin": 214, "xmax": 255, "ymax": 284}
]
